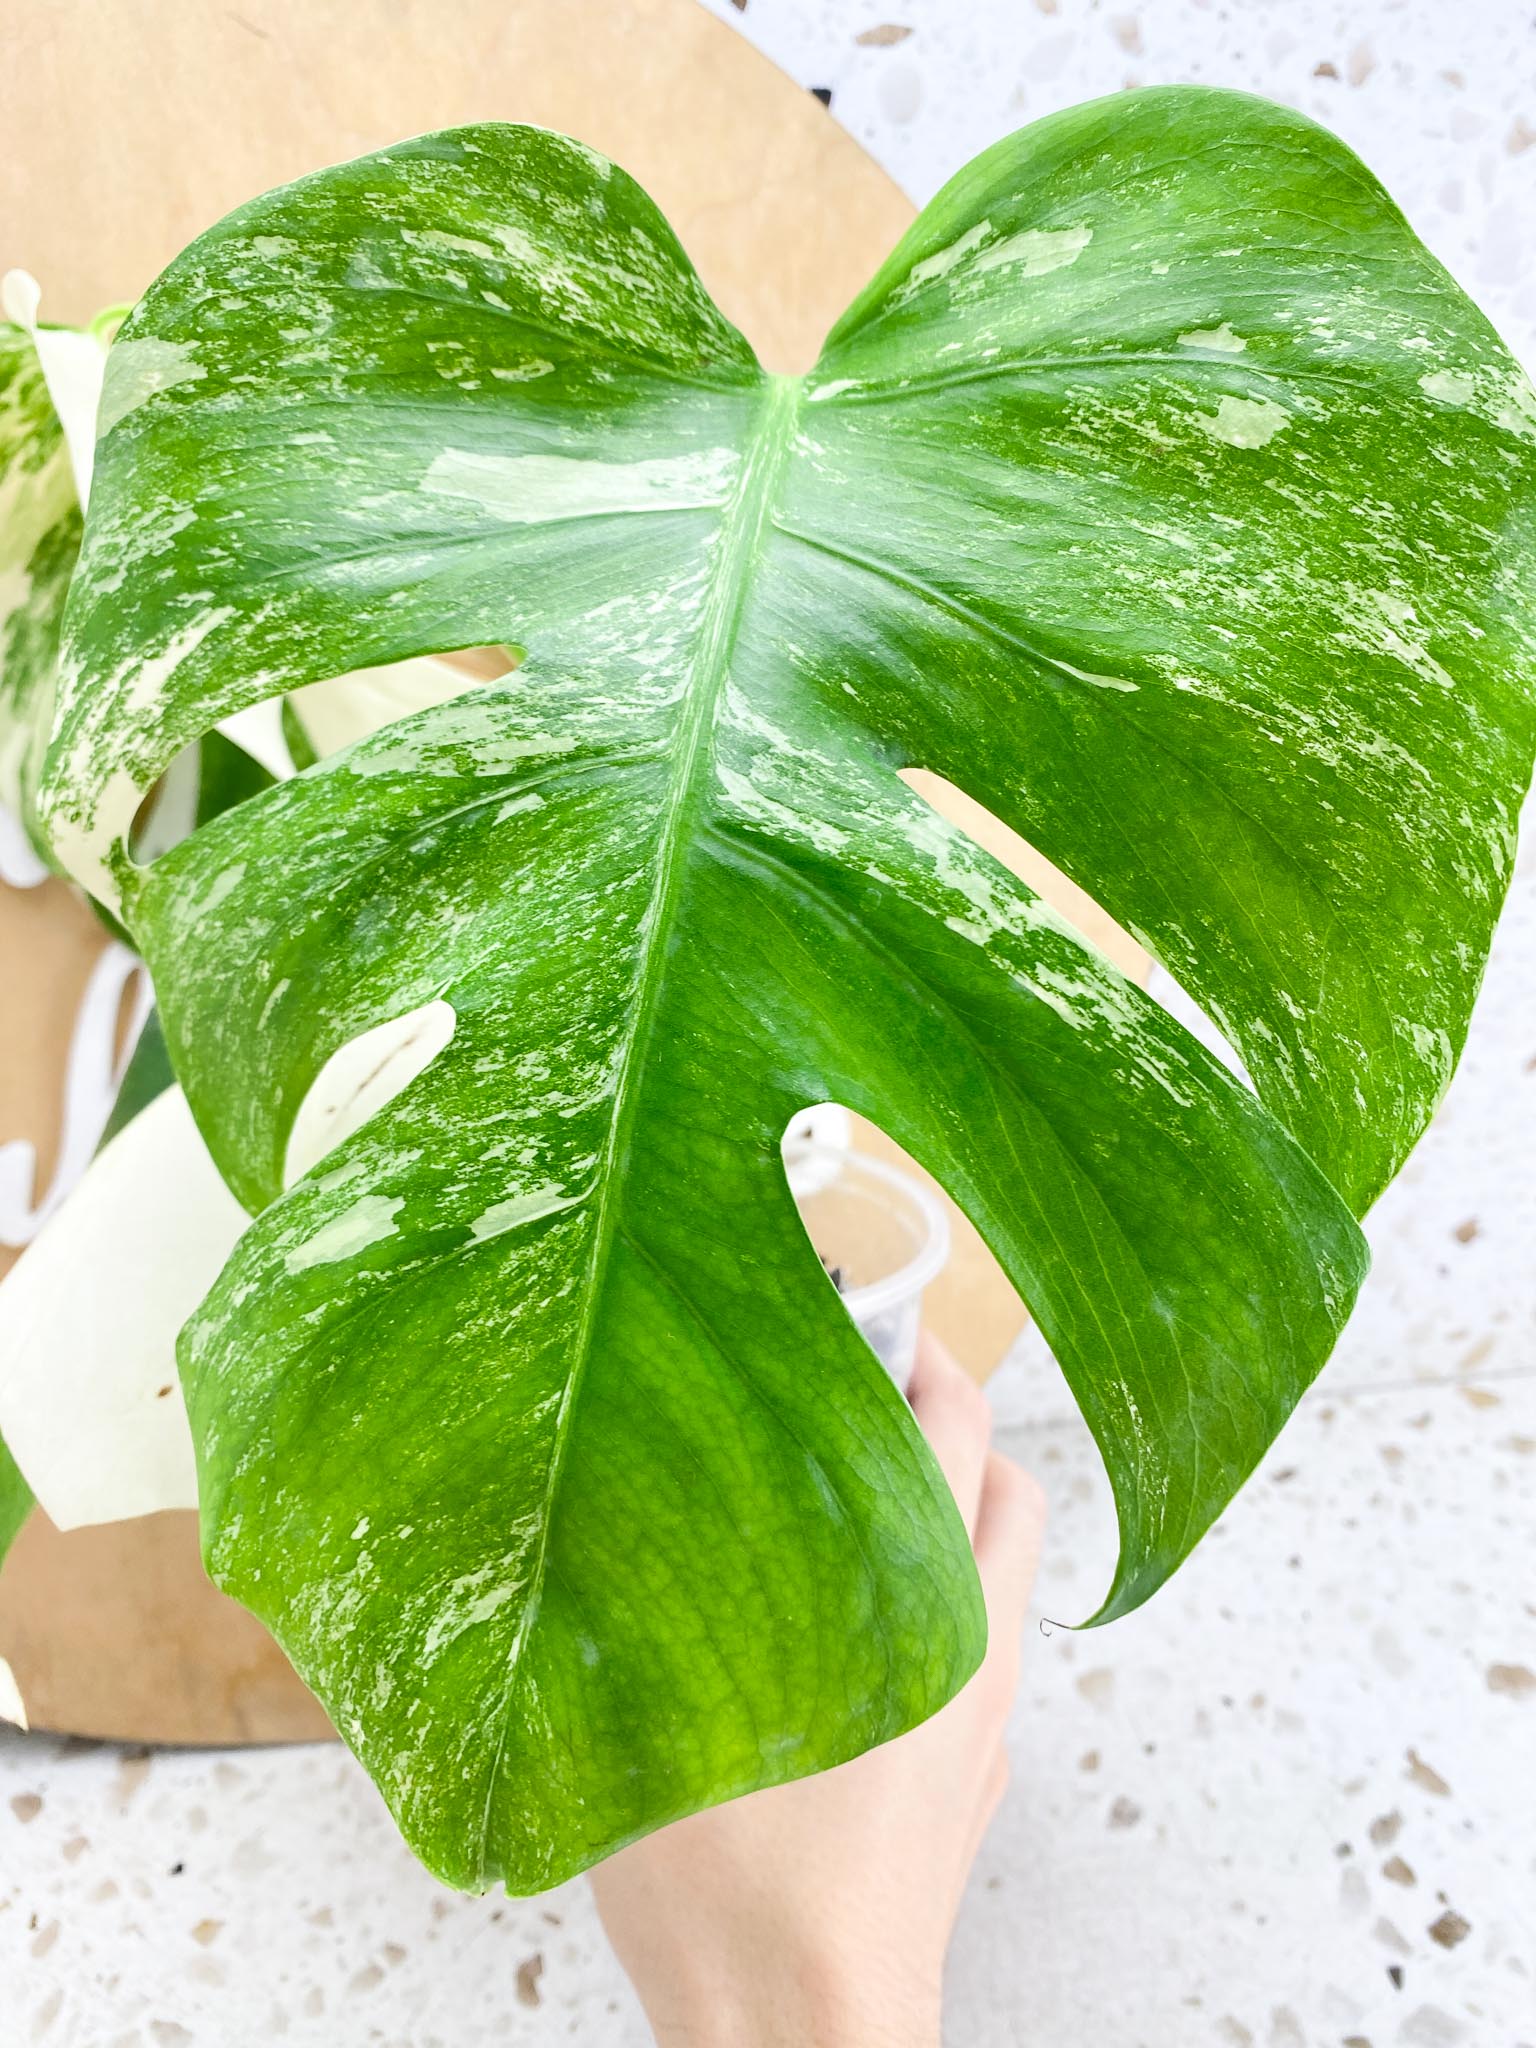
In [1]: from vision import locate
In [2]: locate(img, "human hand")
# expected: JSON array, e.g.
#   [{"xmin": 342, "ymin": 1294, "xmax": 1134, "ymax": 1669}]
[{"xmin": 590, "ymin": 1334, "xmax": 1046, "ymax": 2048}]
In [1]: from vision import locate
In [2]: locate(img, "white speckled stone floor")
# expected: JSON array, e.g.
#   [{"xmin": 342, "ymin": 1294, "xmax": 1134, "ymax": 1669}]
[{"xmin": 4, "ymin": 3, "xmax": 1536, "ymax": 2043}]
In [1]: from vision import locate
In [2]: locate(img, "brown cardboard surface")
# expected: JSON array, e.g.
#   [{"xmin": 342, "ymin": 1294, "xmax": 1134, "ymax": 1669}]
[
  {"xmin": 0, "ymin": 0, "xmax": 1145, "ymax": 1741},
  {"xmin": 0, "ymin": 880, "xmax": 108, "ymax": 1284},
  {"xmin": 1, "ymin": 0, "xmax": 910, "ymax": 375},
  {"xmin": 0, "ymin": 1509, "xmax": 334, "ymax": 1744}
]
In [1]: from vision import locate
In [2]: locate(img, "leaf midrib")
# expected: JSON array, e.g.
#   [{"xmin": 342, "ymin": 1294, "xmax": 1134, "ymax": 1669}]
[{"xmin": 473, "ymin": 370, "xmax": 803, "ymax": 1875}]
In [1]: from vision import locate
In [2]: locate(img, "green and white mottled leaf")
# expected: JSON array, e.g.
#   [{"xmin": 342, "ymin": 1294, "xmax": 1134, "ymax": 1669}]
[
  {"xmin": 40, "ymin": 93, "xmax": 1536, "ymax": 1891},
  {"xmin": 0, "ymin": 274, "xmax": 120, "ymax": 503},
  {"xmin": 809, "ymin": 109, "xmax": 1536, "ymax": 1214},
  {"xmin": 0, "ymin": 286, "xmax": 93, "ymax": 860}
]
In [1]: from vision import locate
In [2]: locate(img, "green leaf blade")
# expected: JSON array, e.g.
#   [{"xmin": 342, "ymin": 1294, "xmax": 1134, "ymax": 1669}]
[
  {"xmin": 42, "ymin": 95, "xmax": 1532, "ymax": 1888},
  {"xmin": 812, "ymin": 85, "xmax": 1536, "ymax": 1211},
  {"xmin": 0, "ymin": 1431, "xmax": 33, "ymax": 1571},
  {"xmin": 149, "ymin": 701, "xmax": 989, "ymax": 1890},
  {"xmin": 0, "ymin": 320, "xmax": 83, "ymax": 859}
]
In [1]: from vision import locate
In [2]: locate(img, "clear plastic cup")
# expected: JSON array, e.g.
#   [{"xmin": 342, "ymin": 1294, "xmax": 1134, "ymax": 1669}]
[{"xmin": 785, "ymin": 1140, "xmax": 951, "ymax": 1392}]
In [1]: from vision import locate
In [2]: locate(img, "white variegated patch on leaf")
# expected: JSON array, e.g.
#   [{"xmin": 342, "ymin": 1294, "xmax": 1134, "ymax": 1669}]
[{"xmin": 38, "ymin": 94, "xmax": 1536, "ymax": 1891}]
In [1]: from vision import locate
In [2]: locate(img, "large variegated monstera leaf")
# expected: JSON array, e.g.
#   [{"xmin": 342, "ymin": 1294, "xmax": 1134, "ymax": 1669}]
[{"xmin": 40, "ymin": 91, "xmax": 1536, "ymax": 1890}]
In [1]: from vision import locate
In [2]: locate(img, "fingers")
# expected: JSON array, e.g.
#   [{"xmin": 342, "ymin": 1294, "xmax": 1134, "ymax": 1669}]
[
  {"xmin": 908, "ymin": 1335, "xmax": 1047, "ymax": 1631},
  {"xmin": 974, "ymin": 1450, "xmax": 1047, "ymax": 1636},
  {"xmin": 954, "ymin": 1449, "xmax": 1045, "ymax": 1887},
  {"xmin": 957, "ymin": 1742, "xmax": 1013, "ymax": 1904},
  {"xmin": 908, "ymin": 1332, "xmax": 993, "ymax": 1532}
]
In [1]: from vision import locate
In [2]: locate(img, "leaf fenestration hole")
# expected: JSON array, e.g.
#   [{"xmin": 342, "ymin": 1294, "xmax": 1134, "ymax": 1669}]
[
  {"xmin": 1139, "ymin": 961, "xmax": 1255, "ymax": 1092},
  {"xmin": 283, "ymin": 999, "xmax": 457, "ymax": 1189},
  {"xmin": 782, "ymin": 1104, "xmax": 1011, "ymax": 1390},
  {"xmin": 897, "ymin": 769, "xmax": 1252, "ymax": 1088},
  {"xmin": 897, "ymin": 768, "xmax": 1148, "ymax": 982},
  {"xmin": 126, "ymin": 648, "xmax": 519, "ymax": 874},
  {"xmin": 286, "ymin": 646, "xmax": 518, "ymax": 761},
  {"xmin": 127, "ymin": 740, "xmax": 201, "ymax": 867}
]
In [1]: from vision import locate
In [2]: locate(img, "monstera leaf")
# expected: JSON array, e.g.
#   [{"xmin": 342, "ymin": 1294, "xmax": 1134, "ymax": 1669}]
[
  {"xmin": 0, "ymin": 286, "xmax": 93, "ymax": 860},
  {"xmin": 40, "ymin": 90, "xmax": 1536, "ymax": 1892}
]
